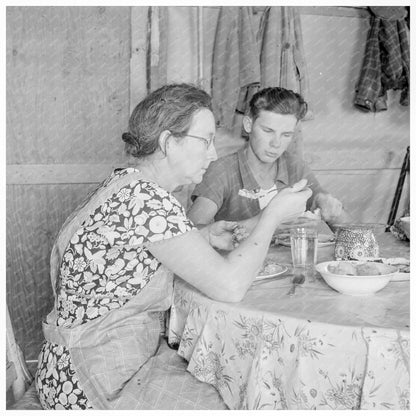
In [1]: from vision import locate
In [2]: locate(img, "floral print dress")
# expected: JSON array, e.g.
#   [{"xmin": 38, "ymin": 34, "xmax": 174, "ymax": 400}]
[{"xmin": 35, "ymin": 168, "xmax": 194, "ymax": 409}]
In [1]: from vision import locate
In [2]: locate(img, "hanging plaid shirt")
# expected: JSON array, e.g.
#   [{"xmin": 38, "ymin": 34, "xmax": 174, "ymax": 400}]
[{"xmin": 354, "ymin": 14, "xmax": 409, "ymax": 112}]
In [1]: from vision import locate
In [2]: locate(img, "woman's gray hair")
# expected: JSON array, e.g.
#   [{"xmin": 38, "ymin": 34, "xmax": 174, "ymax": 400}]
[{"xmin": 122, "ymin": 83, "xmax": 212, "ymax": 158}]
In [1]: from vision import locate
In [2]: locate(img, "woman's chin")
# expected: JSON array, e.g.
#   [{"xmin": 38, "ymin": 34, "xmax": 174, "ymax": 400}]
[
  {"xmin": 179, "ymin": 169, "xmax": 206, "ymax": 186},
  {"xmin": 191, "ymin": 176, "xmax": 203, "ymax": 185},
  {"xmin": 190, "ymin": 171, "xmax": 206, "ymax": 185},
  {"xmin": 180, "ymin": 176, "xmax": 200, "ymax": 186}
]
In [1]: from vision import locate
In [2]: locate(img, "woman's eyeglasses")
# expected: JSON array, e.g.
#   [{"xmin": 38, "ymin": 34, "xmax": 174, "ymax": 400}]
[
  {"xmin": 184, "ymin": 134, "xmax": 215, "ymax": 149},
  {"xmin": 167, "ymin": 131, "xmax": 215, "ymax": 149}
]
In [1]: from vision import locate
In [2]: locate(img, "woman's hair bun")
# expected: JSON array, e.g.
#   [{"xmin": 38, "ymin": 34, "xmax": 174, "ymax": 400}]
[
  {"xmin": 122, "ymin": 132, "xmax": 142, "ymax": 156},
  {"xmin": 122, "ymin": 132, "xmax": 137, "ymax": 145}
]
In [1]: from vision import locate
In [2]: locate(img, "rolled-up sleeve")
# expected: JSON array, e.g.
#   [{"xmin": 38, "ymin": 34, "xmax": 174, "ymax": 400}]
[{"xmin": 191, "ymin": 159, "xmax": 229, "ymax": 211}]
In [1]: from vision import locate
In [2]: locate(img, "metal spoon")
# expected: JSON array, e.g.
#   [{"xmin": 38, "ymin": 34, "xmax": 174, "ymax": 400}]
[{"xmin": 287, "ymin": 273, "xmax": 305, "ymax": 296}]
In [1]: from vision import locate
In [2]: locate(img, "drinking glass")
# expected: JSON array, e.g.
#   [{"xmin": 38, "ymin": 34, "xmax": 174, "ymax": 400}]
[{"xmin": 290, "ymin": 227, "xmax": 318, "ymax": 282}]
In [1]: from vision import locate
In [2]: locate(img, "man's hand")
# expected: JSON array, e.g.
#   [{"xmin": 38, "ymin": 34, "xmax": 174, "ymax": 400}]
[
  {"xmin": 206, "ymin": 220, "xmax": 239, "ymax": 251},
  {"xmin": 315, "ymin": 193, "xmax": 349, "ymax": 224}
]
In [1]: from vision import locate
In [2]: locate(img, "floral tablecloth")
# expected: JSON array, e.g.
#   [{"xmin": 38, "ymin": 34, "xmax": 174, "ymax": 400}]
[{"xmin": 168, "ymin": 234, "xmax": 410, "ymax": 410}]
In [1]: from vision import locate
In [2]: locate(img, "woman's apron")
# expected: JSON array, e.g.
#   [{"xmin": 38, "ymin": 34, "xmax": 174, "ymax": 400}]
[{"xmin": 42, "ymin": 169, "xmax": 174, "ymax": 409}]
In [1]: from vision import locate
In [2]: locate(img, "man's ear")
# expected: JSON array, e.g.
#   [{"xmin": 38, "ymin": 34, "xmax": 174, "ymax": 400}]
[
  {"xmin": 158, "ymin": 130, "xmax": 171, "ymax": 155},
  {"xmin": 242, "ymin": 116, "xmax": 253, "ymax": 134}
]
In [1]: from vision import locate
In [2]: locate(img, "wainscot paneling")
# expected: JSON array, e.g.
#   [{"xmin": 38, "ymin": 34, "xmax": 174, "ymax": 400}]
[
  {"xmin": 314, "ymin": 170, "xmax": 407, "ymax": 224},
  {"xmin": 6, "ymin": 6, "xmax": 131, "ymax": 362},
  {"xmin": 7, "ymin": 164, "xmax": 117, "ymax": 185},
  {"xmin": 6, "ymin": 183, "xmax": 100, "ymax": 360}
]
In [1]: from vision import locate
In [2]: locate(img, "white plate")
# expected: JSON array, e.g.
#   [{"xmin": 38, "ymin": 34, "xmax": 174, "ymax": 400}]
[
  {"xmin": 278, "ymin": 234, "xmax": 335, "ymax": 248},
  {"xmin": 355, "ymin": 257, "xmax": 409, "ymax": 282},
  {"xmin": 256, "ymin": 264, "xmax": 288, "ymax": 280},
  {"xmin": 390, "ymin": 272, "xmax": 410, "ymax": 282}
]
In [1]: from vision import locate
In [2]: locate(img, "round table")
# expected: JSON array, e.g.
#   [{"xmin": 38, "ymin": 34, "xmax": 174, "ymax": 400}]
[{"xmin": 168, "ymin": 232, "xmax": 410, "ymax": 410}]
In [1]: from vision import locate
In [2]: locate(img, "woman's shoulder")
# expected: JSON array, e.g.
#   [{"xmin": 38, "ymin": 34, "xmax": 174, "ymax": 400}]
[
  {"xmin": 103, "ymin": 167, "xmax": 185, "ymax": 214},
  {"xmin": 111, "ymin": 168, "xmax": 166, "ymax": 192}
]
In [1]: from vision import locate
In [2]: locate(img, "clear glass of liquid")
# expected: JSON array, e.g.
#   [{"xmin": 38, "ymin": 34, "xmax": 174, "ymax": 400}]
[{"xmin": 290, "ymin": 227, "xmax": 318, "ymax": 282}]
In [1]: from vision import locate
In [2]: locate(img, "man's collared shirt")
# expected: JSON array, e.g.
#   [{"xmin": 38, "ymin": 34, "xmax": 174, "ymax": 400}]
[{"xmin": 191, "ymin": 146, "xmax": 326, "ymax": 222}]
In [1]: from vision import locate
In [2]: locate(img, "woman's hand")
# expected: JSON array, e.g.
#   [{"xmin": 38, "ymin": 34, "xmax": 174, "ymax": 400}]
[{"xmin": 265, "ymin": 179, "xmax": 312, "ymax": 225}]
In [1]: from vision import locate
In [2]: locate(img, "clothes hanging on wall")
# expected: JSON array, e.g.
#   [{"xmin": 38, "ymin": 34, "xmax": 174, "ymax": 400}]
[
  {"xmin": 354, "ymin": 8, "xmax": 409, "ymax": 112},
  {"xmin": 256, "ymin": 6, "xmax": 313, "ymax": 160},
  {"xmin": 147, "ymin": 7, "xmax": 167, "ymax": 92},
  {"xmin": 212, "ymin": 7, "xmax": 261, "ymax": 129},
  {"xmin": 258, "ymin": 6, "xmax": 313, "ymax": 120},
  {"xmin": 148, "ymin": 7, "xmax": 199, "ymax": 92}
]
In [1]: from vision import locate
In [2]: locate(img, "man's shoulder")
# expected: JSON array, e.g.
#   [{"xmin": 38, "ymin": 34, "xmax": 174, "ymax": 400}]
[
  {"xmin": 195, "ymin": 151, "xmax": 240, "ymax": 193},
  {"xmin": 208, "ymin": 150, "xmax": 240, "ymax": 172}
]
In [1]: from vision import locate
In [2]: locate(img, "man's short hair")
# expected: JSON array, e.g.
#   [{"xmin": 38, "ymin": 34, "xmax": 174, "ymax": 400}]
[{"xmin": 249, "ymin": 87, "xmax": 308, "ymax": 121}]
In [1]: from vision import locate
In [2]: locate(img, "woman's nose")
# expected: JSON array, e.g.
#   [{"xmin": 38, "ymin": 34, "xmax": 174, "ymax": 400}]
[{"xmin": 208, "ymin": 145, "xmax": 218, "ymax": 162}]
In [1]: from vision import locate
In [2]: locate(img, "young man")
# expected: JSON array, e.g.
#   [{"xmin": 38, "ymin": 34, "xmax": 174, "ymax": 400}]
[{"xmin": 188, "ymin": 87, "xmax": 349, "ymax": 231}]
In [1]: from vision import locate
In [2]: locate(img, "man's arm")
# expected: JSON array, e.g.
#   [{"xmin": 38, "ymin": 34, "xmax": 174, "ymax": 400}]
[
  {"xmin": 295, "ymin": 160, "xmax": 327, "ymax": 210},
  {"xmin": 189, "ymin": 155, "xmax": 230, "ymax": 225},
  {"xmin": 190, "ymin": 190, "xmax": 264, "ymax": 230},
  {"xmin": 187, "ymin": 196, "xmax": 218, "ymax": 225},
  {"xmin": 291, "ymin": 155, "xmax": 351, "ymax": 225},
  {"xmin": 312, "ymin": 192, "xmax": 352, "ymax": 227}
]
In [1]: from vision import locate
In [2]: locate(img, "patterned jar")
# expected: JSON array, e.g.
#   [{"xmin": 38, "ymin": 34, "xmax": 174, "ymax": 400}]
[{"xmin": 334, "ymin": 224, "xmax": 380, "ymax": 260}]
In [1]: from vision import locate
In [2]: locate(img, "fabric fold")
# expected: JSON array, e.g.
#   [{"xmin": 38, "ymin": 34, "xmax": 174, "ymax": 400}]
[
  {"xmin": 258, "ymin": 6, "xmax": 313, "ymax": 120},
  {"xmin": 212, "ymin": 6, "xmax": 260, "ymax": 129}
]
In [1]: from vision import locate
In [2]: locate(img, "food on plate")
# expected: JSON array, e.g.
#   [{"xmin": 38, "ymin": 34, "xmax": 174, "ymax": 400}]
[
  {"xmin": 238, "ymin": 182, "xmax": 313, "ymax": 202},
  {"xmin": 383, "ymin": 257, "xmax": 410, "ymax": 273},
  {"xmin": 396, "ymin": 264, "xmax": 409, "ymax": 273},
  {"xmin": 328, "ymin": 261, "xmax": 381, "ymax": 276},
  {"xmin": 232, "ymin": 224, "xmax": 249, "ymax": 247},
  {"xmin": 257, "ymin": 261, "xmax": 283, "ymax": 276},
  {"xmin": 360, "ymin": 257, "xmax": 410, "ymax": 274},
  {"xmin": 238, "ymin": 188, "xmax": 262, "ymax": 200}
]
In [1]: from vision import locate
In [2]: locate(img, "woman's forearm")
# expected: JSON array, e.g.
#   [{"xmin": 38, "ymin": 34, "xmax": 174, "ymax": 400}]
[
  {"xmin": 235, "ymin": 215, "xmax": 260, "ymax": 234},
  {"xmin": 221, "ymin": 210, "xmax": 282, "ymax": 299}
]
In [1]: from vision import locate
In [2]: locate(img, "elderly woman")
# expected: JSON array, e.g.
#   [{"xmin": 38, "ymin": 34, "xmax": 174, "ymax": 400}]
[{"xmin": 35, "ymin": 84, "xmax": 311, "ymax": 410}]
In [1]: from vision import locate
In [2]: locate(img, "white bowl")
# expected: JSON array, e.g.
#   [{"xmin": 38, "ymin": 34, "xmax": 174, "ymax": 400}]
[{"xmin": 316, "ymin": 261, "xmax": 398, "ymax": 296}]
